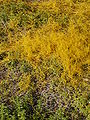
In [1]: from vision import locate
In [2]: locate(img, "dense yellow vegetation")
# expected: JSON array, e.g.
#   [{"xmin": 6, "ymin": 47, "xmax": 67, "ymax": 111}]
[
  {"xmin": 1, "ymin": 0, "xmax": 89, "ymax": 79},
  {"xmin": 0, "ymin": 0, "xmax": 89, "ymax": 120}
]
